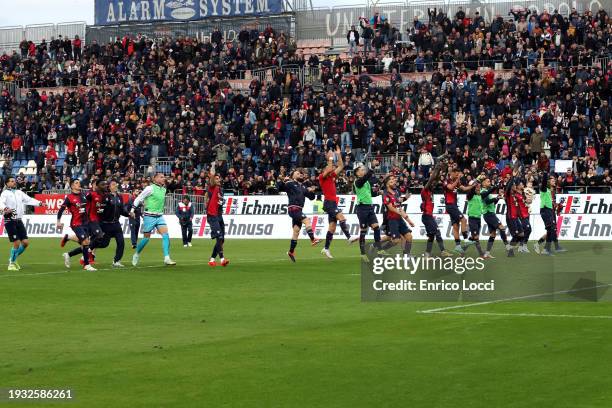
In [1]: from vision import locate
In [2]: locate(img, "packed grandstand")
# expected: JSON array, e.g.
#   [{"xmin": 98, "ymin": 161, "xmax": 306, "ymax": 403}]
[{"xmin": 0, "ymin": 4, "xmax": 610, "ymax": 203}]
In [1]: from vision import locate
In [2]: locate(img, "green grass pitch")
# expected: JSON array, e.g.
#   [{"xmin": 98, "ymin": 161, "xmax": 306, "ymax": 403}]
[{"xmin": 1, "ymin": 238, "xmax": 612, "ymax": 407}]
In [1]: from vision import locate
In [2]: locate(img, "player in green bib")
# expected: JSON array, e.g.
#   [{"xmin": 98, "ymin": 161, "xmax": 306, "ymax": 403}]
[
  {"xmin": 465, "ymin": 179, "xmax": 490, "ymax": 258},
  {"xmin": 352, "ymin": 162, "xmax": 384, "ymax": 261},
  {"xmin": 480, "ymin": 177, "xmax": 510, "ymax": 257},
  {"xmin": 130, "ymin": 173, "xmax": 176, "ymax": 266}
]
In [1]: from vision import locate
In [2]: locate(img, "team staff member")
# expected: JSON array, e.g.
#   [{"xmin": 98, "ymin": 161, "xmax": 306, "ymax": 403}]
[
  {"xmin": 58, "ymin": 179, "xmax": 96, "ymax": 271},
  {"xmin": 97, "ymin": 179, "xmax": 129, "ymax": 267},
  {"xmin": 205, "ymin": 163, "xmax": 229, "ymax": 267},
  {"xmin": 176, "ymin": 196, "xmax": 194, "ymax": 247},
  {"xmin": 0, "ymin": 176, "xmax": 45, "ymax": 270},
  {"xmin": 127, "ymin": 188, "xmax": 142, "ymax": 249}
]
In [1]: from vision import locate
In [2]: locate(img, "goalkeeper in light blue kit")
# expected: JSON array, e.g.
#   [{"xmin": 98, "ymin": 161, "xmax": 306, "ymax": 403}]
[{"xmin": 130, "ymin": 173, "xmax": 176, "ymax": 266}]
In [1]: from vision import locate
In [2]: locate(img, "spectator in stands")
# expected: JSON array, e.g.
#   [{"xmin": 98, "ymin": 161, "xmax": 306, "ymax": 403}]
[{"xmin": 347, "ymin": 25, "xmax": 360, "ymax": 57}]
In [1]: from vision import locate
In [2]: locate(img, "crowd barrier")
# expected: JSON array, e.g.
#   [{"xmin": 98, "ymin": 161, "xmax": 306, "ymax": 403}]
[{"xmin": 13, "ymin": 194, "xmax": 612, "ymax": 240}]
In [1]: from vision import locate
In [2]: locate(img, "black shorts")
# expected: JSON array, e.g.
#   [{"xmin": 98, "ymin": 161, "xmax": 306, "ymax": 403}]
[
  {"xmin": 88, "ymin": 222, "xmax": 103, "ymax": 239},
  {"xmin": 540, "ymin": 208, "xmax": 555, "ymax": 228},
  {"xmin": 208, "ymin": 215, "xmax": 225, "ymax": 239},
  {"xmin": 72, "ymin": 225, "xmax": 89, "ymax": 243},
  {"xmin": 323, "ymin": 200, "xmax": 342, "ymax": 223},
  {"xmin": 520, "ymin": 217, "xmax": 531, "ymax": 232},
  {"xmin": 446, "ymin": 204, "xmax": 464, "ymax": 225},
  {"xmin": 288, "ymin": 209, "xmax": 307, "ymax": 228},
  {"xmin": 483, "ymin": 212, "xmax": 501, "ymax": 231},
  {"xmin": 356, "ymin": 205, "xmax": 378, "ymax": 229},
  {"xmin": 5, "ymin": 219, "xmax": 27, "ymax": 242},
  {"xmin": 101, "ymin": 222, "xmax": 123, "ymax": 236},
  {"xmin": 421, "ymin": 214, "xmax": 438, "ymax": 236},
  {"xmin": 388, "ymin": 218, "xmax": 411, "ymax": 239},
  {"xmin": 506, "ymin": 217, "xmax": 523, "ymax": 237},
  {"xmin": 468, "ymin": 217, "xmax": 481, "ymax": 236}
]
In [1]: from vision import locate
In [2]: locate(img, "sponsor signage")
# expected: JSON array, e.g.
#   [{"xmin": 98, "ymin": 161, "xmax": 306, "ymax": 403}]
[
  {"xmin": 95, "ymin": 0, "xmax": 284, "ymax": 25},
  {"xmin": 11, "ymin": 195, "xmax": 607, "ymax": 240},
  {"xmin": 1, "ymin": 213, "xmax": 609, "ymax": 240}
]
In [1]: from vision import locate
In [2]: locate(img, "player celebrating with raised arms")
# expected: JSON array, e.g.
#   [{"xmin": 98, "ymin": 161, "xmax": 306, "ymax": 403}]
[
  {"xmin": 1, "ymin": 176, "xmax": 46, "ymax": 270},
  {"xmin": 205, "ymin": 163, "xmax": 229, "ymax": 267},
  {"xmin": 443, "ymin": 168, "xmax": 473, "ymax": 254},
  {"xmin": 319, "ymin": 147, "xmax": 352, "ymax": 259},
  {"xmin": 504, "ymin": 170, "xmax": 524, "ymax": 257},
  {"xmin": 421, "ymin": 162, "xmax": 453, "ymax": 258},
  {"xmin": 480, "ymin": 176, "xmax": 509, "ymax": 258},
  {"xmin": 382, "ymin": 175, "xmax": 415, "ymax": 257},
  {"xmin": 57, "ymin": 179, "xmax": 96, "ymax": 271},
  {"xmin": 536, "ymin": 172, "xmax": 567, "ymax": 256},
  {"xmin": 130, "ymin": 173, "xmax": 176, "ymax": 266},
  {"xmin": 352, "ymin": 161, "xmax": 386, "ymax": 261},
  {"xmin": 277, "ymin": 169, "xmax": 321, "ymax": 262},
  {"xmin": 465, "ymin": 179, "xmax": 490, "ymax": 259},
  {"xmin": 515, "ymin": 180, "xmax": 532, "ymax": 253}
]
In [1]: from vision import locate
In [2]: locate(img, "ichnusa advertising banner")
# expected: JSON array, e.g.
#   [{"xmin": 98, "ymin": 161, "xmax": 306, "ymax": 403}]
[{"xmin": 95, "ymin": 0, "xmax": 284, "ymax": 26}]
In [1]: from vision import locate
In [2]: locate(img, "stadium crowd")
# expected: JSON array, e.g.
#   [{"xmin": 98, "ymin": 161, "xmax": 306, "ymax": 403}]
[{"xmin": 0, "ymin": 6, "xmax": 610, "ymax": 198}]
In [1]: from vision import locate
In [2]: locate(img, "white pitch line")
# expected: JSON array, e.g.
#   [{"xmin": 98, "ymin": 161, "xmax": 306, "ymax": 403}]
[
  {"xmin": 417, "ymin": 283, "xmax": 612, "ymax": 319},
  {"xmin": 420, "ymin": 311, "xmax": 612, "ymax": 319}
]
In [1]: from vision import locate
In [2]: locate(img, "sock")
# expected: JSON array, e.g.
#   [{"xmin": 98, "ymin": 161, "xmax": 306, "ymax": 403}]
[
  {"xmin": 500, "ymin": 230, "xmax": 508, "ymax": 245},
  {"xmin": 381, "ymin": 241, "xmax": 395, "ymax": 250},
  {"xmin": 545, "ymin": 241, "xmax": 552, "ymax": 252},
  {"xmin": 15, "ymin": 244, "xmax": 26, "ymax": 257},
  {"xmin": 10, "ymin": 248, "xmax": 17, "ymax": 263},
  {"xmin": 373, "ymin": 227, "xmax": 381, "ymax": 248},
  {"xmin": 553, "ymin": 238, "xmax": 561, "ymax": 250},
  {"xmin": 359, "ymin": 230, "xmax": 366, "ymax": 255},
  {"xmin": 68, "ymin": 247, "xmax": 82, "ymax": 257},
  {"xmin": 162, "ymin": 233, "xmax": 170, "ymax": 257},
  {"xmin": 538, "ymin": 237, "xmax": 545, "ymax": 244},
  {"xmin": 426, "ymin": 238, "xmax": 434, "ymax": 254},
  {"xmin": 403, "ymin": 240, "xmax": 412, "ymax": 255},
  {"xmin": 211, "ymin": 238, "xmax": 220, "ymax": 259},
  {"xmin": 474, "ymin": 241, "xmax": 484, "ymax": 256},
  {"xmin": 218, "ymin": 238, "xmax": 225, "ymax": 259},
  {"xmin": 436, "ymin": 236, "xmax": 445, "ymax": 251},
  {"xmin": 454, "ymin": 238, "xmax": 461, "ymax": 246},
  {"xmin": 325, "ymin": 231, "xmax": 333, "ymax": 250},
  {"xmin": 136, "ymin": 237, "xmax": 150, "ymax": 254},
  {"xmin": 289, "ymin": 239, "xmax": 297, "ymax": 253},
  {"xmin": 339, "ymin": 220, "xmax": 351, "ymax": 239},
  {"xmin": 461, "ymin": 231, "xmax": 468, "ymax": 240},
  {"xmin": 306, "ymin": 227, "xmax": 315, "ymax": 241},
  {"xmin": 487, "ymin": 237, "xmax": 495, "ymax": 252},
  {"xmin": 82, "ymin": 246, "xmax": 90, "ymax": 265}
]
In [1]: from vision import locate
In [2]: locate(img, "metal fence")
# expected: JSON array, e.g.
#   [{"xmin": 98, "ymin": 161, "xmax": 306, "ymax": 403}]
[
  {"xmin": 0, "ymin": 22, "xmax": 86, "ymax": 55},
  {"xmin": 295, "ymin": 0, "xmax": 603, "ymax": 43}
]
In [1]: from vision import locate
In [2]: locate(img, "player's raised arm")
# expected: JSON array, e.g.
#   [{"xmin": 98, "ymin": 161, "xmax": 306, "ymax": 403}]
[
  {"xmin": 334, "ymin": 146, "xmax": 344, "ymax": 175},
  {"xmin": 425, "ymin": 162, "xmax": 443, "ymax": 190},
  {"xmin": 321, "ymin": 150, "xmax": 335, "ymax": 178},
  {"xmin": 19, "ymin": 190, "xmax": 43, "ymax": 207},
  {"xmin": 209, "ymin": 162, "xmax": 217, "ymax": 185}
]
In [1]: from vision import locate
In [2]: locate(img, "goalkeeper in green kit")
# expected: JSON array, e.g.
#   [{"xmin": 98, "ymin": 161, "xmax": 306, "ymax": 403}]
[{"xmin": 130, "ymin": 173, "xmax": 176, "ymax": 266}]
